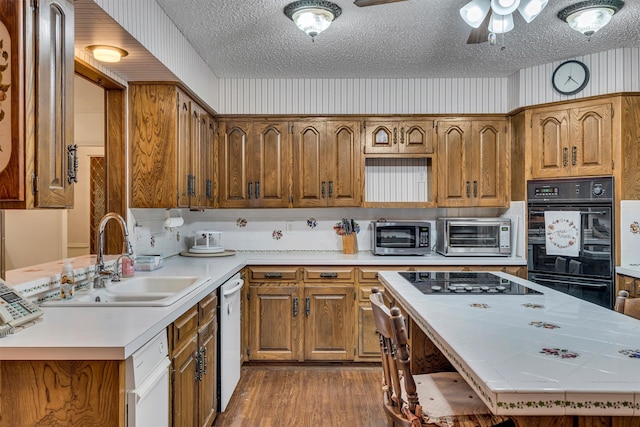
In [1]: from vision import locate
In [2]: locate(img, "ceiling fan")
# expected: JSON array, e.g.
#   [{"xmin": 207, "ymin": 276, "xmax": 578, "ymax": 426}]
[
  {"xmin": 353, "ymin": 0, "xmax": 408, "ymax": 7},
  {"xmin": 460, "ymin": 0, "xmax": 549, "ymax": 44}
]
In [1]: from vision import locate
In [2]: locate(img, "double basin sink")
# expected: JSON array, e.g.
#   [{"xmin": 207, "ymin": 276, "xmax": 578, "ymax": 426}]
[{"xmin": 41, "ymin": 276, "xmax": 207, "ymax": 307}]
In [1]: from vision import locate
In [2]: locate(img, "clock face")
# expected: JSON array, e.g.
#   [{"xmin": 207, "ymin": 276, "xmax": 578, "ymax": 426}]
[{"xmin": 552, "ymin": 60, "xmax": 590, "ymax": 95}]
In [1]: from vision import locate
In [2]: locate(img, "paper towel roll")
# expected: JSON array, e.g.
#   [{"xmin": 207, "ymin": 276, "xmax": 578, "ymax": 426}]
[{"xmin": 164, "ymin": 217, "xmax": 184, "ymax": 228}]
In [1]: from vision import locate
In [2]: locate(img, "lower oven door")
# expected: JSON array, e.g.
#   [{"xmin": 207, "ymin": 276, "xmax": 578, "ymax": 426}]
[{"xmin": 528, "ymin": 272, "xmax": 612, "ymax": 308}]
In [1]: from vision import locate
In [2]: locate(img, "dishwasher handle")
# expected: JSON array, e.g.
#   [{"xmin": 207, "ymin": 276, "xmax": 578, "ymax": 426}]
[{"xmin": 222, "ymin": 279, "xmax": 244, "ymax": 297}]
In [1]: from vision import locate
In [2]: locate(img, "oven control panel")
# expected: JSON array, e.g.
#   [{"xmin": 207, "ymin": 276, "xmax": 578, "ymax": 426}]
[{"xmin": 528, "ymin": 177, "xmax": 613, "ymax": 203}]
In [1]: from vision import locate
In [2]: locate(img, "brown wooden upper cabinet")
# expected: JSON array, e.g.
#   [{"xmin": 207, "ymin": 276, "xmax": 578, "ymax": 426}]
[
  {"xmin": 0, "ymin": 0, "xmax": 75, "ymax": 209},
  {"xmin": 130, "ymin": 84, "xmax": 215, "ymax": 209},
  {"xmin": 530, "ymin": 102, "xmax": 612, "ymax": 179},
  {"xmin": 292, "ymin": 120, "xmax": 361, "ymax": 207},
  {"xmin": 364, "ymin": 119, "xmax": 435, "ymax": 155},
  {"xmin": 437, "ymin": 119, "xmax": 509, "ymax": 207},
  {"xmin": 218, "ymin": 120, "xmax": 290, "ymax": 208}
]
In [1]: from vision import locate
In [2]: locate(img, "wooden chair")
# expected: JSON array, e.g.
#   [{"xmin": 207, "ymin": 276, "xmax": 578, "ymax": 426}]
[
  {"xmin": 615, "ymin": 290, "xmax": 640, "ymax": 320},
  {"xmin": 369, "ymin": 287, "xmax": 513, "ymax": 427}
]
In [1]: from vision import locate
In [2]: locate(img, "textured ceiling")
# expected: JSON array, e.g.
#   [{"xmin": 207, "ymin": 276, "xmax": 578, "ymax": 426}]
[{"xmin": 150, "ymin": 0, "xmax": 640, "ymax": 79}]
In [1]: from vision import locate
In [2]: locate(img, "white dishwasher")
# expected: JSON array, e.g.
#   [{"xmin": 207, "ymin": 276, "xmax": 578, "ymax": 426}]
[
  {"xmin": 126, "ymin": 330, "xmax": 171, "ymax": 427},
  {"xmin": 220, "ymin": 273, "xmax": 244, "ymax": 411}
]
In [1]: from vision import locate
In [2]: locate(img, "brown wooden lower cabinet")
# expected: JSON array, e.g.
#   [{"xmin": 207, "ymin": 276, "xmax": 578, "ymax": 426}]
[
  {"xmin": 0, "ymin": 359, "xmax": 126, "ymax": 426},
  {"xmin": 170, "ymin": 291, "xmax": 218, "ymax": 427}
]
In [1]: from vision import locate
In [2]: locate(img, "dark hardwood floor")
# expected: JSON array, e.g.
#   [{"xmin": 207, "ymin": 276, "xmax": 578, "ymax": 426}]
[{"xmin": 214, "ymin": 364, "xmax": 388, "ymax": 427}]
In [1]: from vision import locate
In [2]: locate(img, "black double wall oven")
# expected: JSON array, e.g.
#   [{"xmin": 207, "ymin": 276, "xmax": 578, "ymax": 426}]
[{"xmin": 527, "ymin": 177, "xmax": 614, "ymax": 308}]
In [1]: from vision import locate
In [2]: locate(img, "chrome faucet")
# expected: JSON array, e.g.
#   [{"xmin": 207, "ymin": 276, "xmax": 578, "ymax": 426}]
[{"xmin": 94, "ymin": 212, "xmax": 134, "ymax": 287}]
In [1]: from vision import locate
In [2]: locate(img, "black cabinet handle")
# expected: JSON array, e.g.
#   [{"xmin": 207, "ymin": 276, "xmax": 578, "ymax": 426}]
[
  {"xmin": 256, "ymin": 181, "xmax": 260, "ymax": 199},
  {"xmin": 400, "ymin": 127, "xmax": 405, "ymax": 144},
  {"xmin": 305, "ymin": 297, "xmax": 311, "ymax": 316},
  {"xmin": 194, "ymin": 350, "xmax": 202, "ymax": 382},
  {"xmin": 320, "ymin": 272, "xmax": 339, "ymax": 278},
  {"xmin": 67, "ymin": 144, "xmax": 78, "ymax": 184},
  {"xmin": 293, "ymin": 297, "xmax": 299, "ymax": 317},
  {"xmin": 393, "ymin": 128, "xmax": 397, "ymax": 145},
  {"xmin": 202, "ymin": 347, "xmax": 207, "ymax": 375},
  {"xmin": 571, "ymin": 146, "xmax": 577, "ymax": 166},
  {"xmin": 328, "ymin": 181, "xmax": 333, "ymax": 198},
  {"xmin": 473, "ymin": 180, "xmax": 478, "ymax": 198},
  {"xmin": 563, "ymin": 147, "xmax": 569, "ymax": 167},
  {"xmin": 321, "ymin": 181, "xmax": 326, "ymax": 198},
  {"xmin": 248, "ymin": 181, "xmax": 253, "ymax": 199},
  {"xmin": 466, "ymin": 181, "xmax": 471, "ymax": 198},
  {"xmin": 206, "ymin": 179, "xmax": 212, "ymax": 199},
  {"xmin": 264, "ymin": 272, "xmax": 283, "ymax": 278}
]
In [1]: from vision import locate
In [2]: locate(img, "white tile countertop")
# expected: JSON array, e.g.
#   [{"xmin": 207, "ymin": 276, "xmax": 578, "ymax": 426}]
[
  {"xmin": 0, "ymin": 251, "xmax": 525, "ymax": 361},
  {"xmin": 378, "ymin": 270, "xmax": 640, "ymax": 417},
  {"xmin": 617, "ymin": 266, "xmax": 640, "ymax": 279}
]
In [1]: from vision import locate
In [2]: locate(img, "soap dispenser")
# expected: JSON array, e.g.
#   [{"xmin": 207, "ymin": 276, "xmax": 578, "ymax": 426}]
[{"xmin": 60, "ymin": 259, "xmax": 75, "ymax": 299}]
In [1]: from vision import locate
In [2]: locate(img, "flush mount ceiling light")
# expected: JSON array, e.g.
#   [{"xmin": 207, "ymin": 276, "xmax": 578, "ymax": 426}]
[
  {"xmin": 460, "ymin": 0, "xmax": 548, "ymax": 34},
  {"xmin": 85, "ymin": 45, "xmax": 129, "ymax": 63},
  {"xmin": 284, "ymin": 0, "xmax": 342, "ymax": 41},
  {"xmin": 558, "ymin": 0, "xmax": 624, "ymax": 36}
]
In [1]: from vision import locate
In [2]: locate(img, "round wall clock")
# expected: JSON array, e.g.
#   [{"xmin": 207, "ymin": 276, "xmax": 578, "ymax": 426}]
[{"xmin": 552, "ymin": 60, "xmax": 590, "ymax": 95}]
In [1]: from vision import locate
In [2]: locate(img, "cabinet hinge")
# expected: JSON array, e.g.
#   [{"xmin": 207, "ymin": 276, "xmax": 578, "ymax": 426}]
[
  {"xmin": 612, "ymin": 160, "xmax": 615, "ymax": 170},
  {"xmin": 31, "ymin": 173, "xmax": 38, "ymax": 194},
  {"xmin": 611, "ymin": 106, "xmax": 615, "ymax": 118}
]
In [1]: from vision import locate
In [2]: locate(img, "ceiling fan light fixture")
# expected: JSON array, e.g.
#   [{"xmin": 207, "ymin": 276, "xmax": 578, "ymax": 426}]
[
  {"xmin": 460, "ymin": 0, "xmax": 491, "ymax": 28},
  {"xmin": 490, "ymin": 0, "xmax": 520, "ymax": 15},
  {"xmin": 558, "ymin": 0, "xmax": 624, "ymax": 36},
  {"xmin": 518, "ymin": 0, "xmax": 548, "ymax": 23},
  {"xmin": 284, "ymin": 0, "xmax": 342, "ymax": 40},
  {"xmin": 488, "ymin": 12, "xmax": 515, "ymax": 33},
  {"xmin": 85, "ymin": 45, "xmax": 128, "ymax": 63}
]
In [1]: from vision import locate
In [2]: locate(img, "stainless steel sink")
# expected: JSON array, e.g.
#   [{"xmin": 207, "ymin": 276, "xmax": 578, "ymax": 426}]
[{"xmin": 41, "ymin": 276, "xmax": 207, "ymax": 307}]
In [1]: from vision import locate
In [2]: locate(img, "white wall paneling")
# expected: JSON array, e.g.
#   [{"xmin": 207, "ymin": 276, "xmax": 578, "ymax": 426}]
[
  {"xmin": 365, "ymin": 158, "xmax": 430, "ymax": 203},
  {"xmin": 218, "ymin": 77, "xmax": 509, "ymax": 115},
  {"xmin": 93, "ymin": 0, "xmax": 220, "ymax": 111}
]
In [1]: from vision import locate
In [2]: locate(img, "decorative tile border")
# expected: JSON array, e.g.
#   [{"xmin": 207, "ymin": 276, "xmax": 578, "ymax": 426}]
[
  {"xmin": 540, "ymin": 347, "xmax": 579, "ymax": 359},
  {"xmin": 620, "ymin": 349, "xmax": 640, "ymax": 358}
]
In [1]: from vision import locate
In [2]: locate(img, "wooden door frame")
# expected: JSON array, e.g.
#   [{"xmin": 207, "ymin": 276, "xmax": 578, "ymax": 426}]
[{"xmin": 74, "ymin": 60, "xmax": 127, "ymax": 255}]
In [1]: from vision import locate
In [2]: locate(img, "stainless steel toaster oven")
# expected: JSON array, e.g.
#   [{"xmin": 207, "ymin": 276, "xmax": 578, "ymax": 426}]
[{"xmin": 435, "ymin": 218, "xmax": 511, "ymax": 256}]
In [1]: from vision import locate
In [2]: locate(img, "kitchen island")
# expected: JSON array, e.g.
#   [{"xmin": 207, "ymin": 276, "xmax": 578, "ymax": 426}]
[{"xmin": 378, "ymin": 270, "xmax": 640, "ymax": 426}]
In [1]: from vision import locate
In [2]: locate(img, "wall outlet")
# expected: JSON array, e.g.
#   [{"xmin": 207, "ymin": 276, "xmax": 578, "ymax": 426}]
[{"xmin": 286, "ymin": 221, "xmax": 295, "ymax": 235}]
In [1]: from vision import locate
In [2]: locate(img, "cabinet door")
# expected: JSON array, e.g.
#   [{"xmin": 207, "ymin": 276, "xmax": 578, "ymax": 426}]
[
  {"xmin": 304, "ymin": 286, "xmax": 355, "ymax": 361},
  {"xmin": 531, "ymin": 109, "xmax": 570, "ymax": 178},
  {"xmin": 326, "ymin": 121, "xmax": 360, "ymax": 207},
  {"xmin": 570, "ymin": 103, "xmax": 612, "ymax": 176},
  {"xmin": 437, "ymin": 121, "xmax": 472, "ymax": 207},
  {"xmin": 364, "ymin": 121, "xmax": 397, "ymax": 153},
  {"xmin": 292, "ymin": 122, "xmax": 327, "ymax": 207},
  {"xmin": 219, "ymin": 121, "xmax": 251, "ymax": 208},
  {"xmin": 198, "ymin": 317, "xmax": 218, "ymax": 427},
  {"xmin": 190, "ymin": 104, "xmax": 203, "ymax": 208},
  {"xmin": 200, "ymin": 115, "xmax": 216, "ymax": 209},
  {"xmin": 177, "ymin": 90, "xmax": 192, "ymax": 207},
  {"xmin": 398, "ymin": 120, "xmax": 435, "ymax": 154},
  {"xmin": 172, "ymin": 336, "xmax": 198, "ymax": 427},
  {"xmin": 358, "ymin": 303, "xmax": 380, "ymax": 360},
  {"xmin": 248, "ymin": 285, "xmax": 301, "ymax": 361},
  {"xmin": 473, "ymin": 120, "xmax": 507, "ymax": 207},
  {"xmin": 35, "ymin": 0, "xmax": 75, "ymax": 207},
  {"xmin": 251, "ymin": 121, "xmax": 290, "ymax": 208}
]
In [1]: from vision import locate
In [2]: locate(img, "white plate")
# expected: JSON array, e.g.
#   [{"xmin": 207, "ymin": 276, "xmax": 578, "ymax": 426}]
[{"xmin": 189, "ymin": 245, "xmax": 224, "ymax": 254}]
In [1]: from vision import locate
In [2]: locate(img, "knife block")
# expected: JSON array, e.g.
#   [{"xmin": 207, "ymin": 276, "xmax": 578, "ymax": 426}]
[{"xmin": 342, "ymin": 234, "xmax": 357, "ymax": 254}]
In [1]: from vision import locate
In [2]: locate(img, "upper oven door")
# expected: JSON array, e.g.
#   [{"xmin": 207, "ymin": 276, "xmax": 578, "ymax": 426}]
[{"xmin": 527, "ymin": 205, "xmax": 613, "ymax": 279}]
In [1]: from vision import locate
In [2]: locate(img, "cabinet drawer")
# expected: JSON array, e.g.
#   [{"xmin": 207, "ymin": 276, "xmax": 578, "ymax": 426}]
[
  {"xmin": 304, "ymin": 267, "xmax": 355, "ymax": 282},
  {"xmin": 248, "ymin": 267, "xmax": 299, "ymax": 282},
  {"xmin": 171, "ymin": 306, "xmax": 199, "ymax": 353},
  {"xmin": 199, "ymin": 292, "xmax": 218, "ymax": 324},
  {"xmin": 358, "ymin": 267, "xmax": 413, "ymax": 283}
]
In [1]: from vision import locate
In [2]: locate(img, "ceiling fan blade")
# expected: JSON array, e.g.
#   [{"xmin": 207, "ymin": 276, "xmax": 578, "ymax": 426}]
[
  {"xmin": 353, "ymin": 0, "xmax": 408, "ymax": 7},
  {"xmin": 466, "ymin": 9, "xmax": 492, "ymax": 44}
]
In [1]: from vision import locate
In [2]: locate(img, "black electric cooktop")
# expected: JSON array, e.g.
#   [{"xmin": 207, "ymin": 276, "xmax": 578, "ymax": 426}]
[{"xmin": 399, "ymin": 272, "xmax": 543, "ymax": 295}]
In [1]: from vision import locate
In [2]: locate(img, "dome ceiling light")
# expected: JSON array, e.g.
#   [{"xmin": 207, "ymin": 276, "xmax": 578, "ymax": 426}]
[
  {"xmin": 284, "ymin": 0, "xmax": 342, "ymax": 41},
  {"xmin": 557, "ymin": 0, "xmax": 624, "ymax": 36},
  {"xmin": 85, "ymin": 45, "xmax": 129, "ymax": 63}
]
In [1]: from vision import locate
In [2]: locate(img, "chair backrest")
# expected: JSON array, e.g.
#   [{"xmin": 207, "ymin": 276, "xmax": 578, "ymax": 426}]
[
  {"xmin": 370, "ymin": 287, "xmax": 420, "ymax": 424},
  {"xmin": 615, "ymin": 290, "xmax": 640, "ymax": 320}
]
